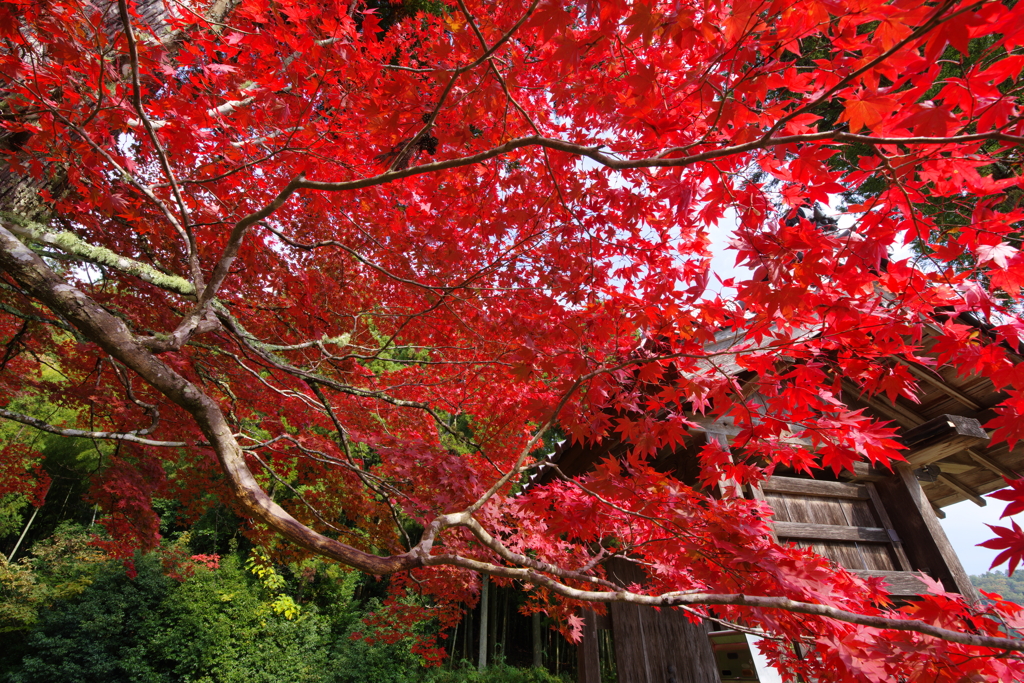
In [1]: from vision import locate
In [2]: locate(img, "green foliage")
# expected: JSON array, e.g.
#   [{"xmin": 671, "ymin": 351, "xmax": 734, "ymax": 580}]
[
  {"xmin": 7, "ymin": 553, "xmax": 172, "ymax": 683},
  {"xmin": 3, "ymin": 552, "xmax": 335, "ymax": 683},
  {"xmin": 246, "ymin": 549, "xmax": 302, "ymax": 620},
  {"xmin": 1, "ymin": 419, "xmax": 106, "ymax": 557},
  {"xmin": 0, "ymin": 493, "xmax": 28, "ymax": 539},
  {"xmin": 327, "ymin": 626, "xmax": 428, "ymax": 683},
  {"xmin": 0, "ymin": 522, "xmax": 104, "ymax": 635},
  {"xmin": 184, "ymin": 504, "xmax": 244, "ymax": 557},
  {"xmin": 0, "ymin": 487, "xmax": 556, "ymax": 683},
  {"xmin": 1, "ymin": 540, "xmax": 488, "ymax": 683},
  {"xmin": 426, "ymin": 664, "xmax": 569, "ymax": 683},
  {"xmin": 150, "ymin": 554, "xmax": 332, "ymax": 683},
  {"xmin": 972, "ymin": 571, "xmax": 1024, "ymax": 603}
]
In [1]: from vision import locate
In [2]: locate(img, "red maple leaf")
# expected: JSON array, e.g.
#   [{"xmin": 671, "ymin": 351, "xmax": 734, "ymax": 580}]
[
  {"xmin": 989, "ymin": 478, "xmax": 1024, "ymax": 518},
  {"xmin": 839, "ymin": 93, "xmax": 898, "ymax": 132},
  {"xmin": 981, "ymin": 521, "xmax": 1024, "ymax": 575}
]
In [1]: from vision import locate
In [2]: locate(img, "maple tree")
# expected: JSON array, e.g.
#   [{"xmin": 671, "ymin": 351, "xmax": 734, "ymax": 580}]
[{"xmin": 3, "ymin": 0, "xmax": 1024, "ymax": 679}]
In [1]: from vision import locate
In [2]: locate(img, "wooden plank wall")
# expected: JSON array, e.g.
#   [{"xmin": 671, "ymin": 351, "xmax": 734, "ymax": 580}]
[
  {"xmin": 762, "ymin": 477, "xmax": 904, "ymax": 572},
  {"xmin": 605, "ymin": 558, "xmax": 719, "ymax": 683}
]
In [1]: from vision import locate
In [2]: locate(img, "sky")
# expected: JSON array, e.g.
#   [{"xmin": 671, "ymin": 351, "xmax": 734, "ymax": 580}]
[
  {"xmin": 704, "ymin": 212, "xmax": 1016, "ymax": 578},
  {"xmin": 940, "ymin": 499, "xmax": 1017, "ymax": 576}
]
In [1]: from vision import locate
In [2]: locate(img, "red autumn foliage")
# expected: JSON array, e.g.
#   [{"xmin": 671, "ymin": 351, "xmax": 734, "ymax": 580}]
[{"xmin": 2, "ymin": 0, "xmax": 1024, "ymax": 680}]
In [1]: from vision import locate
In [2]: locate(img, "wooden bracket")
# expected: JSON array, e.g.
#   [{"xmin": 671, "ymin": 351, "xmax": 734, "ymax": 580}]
[{"xmin": 901, "ymin": 414, "xmax": 989, "ymax": 466}]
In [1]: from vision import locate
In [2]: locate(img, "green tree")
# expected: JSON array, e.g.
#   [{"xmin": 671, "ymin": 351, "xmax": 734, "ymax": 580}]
[
  {"xmin": 972, "ymin": 570, "xmax": 1024, "ymax": 603},
  {"xmin": 6, "ymin": 554, "xmax": 171, "ymax": 683}
]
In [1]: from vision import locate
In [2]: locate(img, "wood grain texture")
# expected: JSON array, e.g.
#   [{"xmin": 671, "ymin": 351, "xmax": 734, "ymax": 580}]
[
  {"xmin": 578, "ymin": 608, "xmax": 601, "ymax": 683},
  {"xmin": 902, "ymin": 414, "xmax": 989, "ymax": 466},
  {"xmin": 864, "ymin": 483, "xmax": 912, "ymax": 571},
  {"xmin": 606, "ymin": 558, "xmax": 719, "ymax": 683},
  {"xmin": 966, "ymin": 448, "xmax": 1016, "ymax": 480},
  {"xmin": 854, "ymin": 570, "xmax": 930, "ymax": 596},
  {"xmin": 762, "ymin": 476, "xmax": 870, "ymax": 499},
  {"xmin": 765, "ymin": 479, "xmax": 901, "ymax": 572},
  {"xmin": 936, "ymin": 473, "xmax": 987, "ymax": 506},
  {"xmin": 773, "ymin": 522, "xmax": 891, "ymax": 543}
]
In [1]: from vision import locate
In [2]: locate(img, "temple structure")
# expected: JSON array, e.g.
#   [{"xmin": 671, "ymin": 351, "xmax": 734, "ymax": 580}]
[{"xmin": 537, "ymin": 315, "xmax": 1020, "ymax": 683}]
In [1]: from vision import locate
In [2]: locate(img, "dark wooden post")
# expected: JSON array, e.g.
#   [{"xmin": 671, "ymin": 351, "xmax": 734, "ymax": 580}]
[
  {"xmin": 874, "ymin": 464, "xmax": 980, "ymax": 602},
  {"xmin": 532, "ymin": 611, "xmax": 543, "ymax": 668},
  {"xmin": 478, "ymin": 574, "xmax": 489, "ymax": 671},
  {"xmin": 578, "ymin": 608, "xmax": 601, "ymax": 683},
  {"xmin": 606, "ymin": 558, "xmax": 719, "ymax": 683},
  {"xmin": 489, "ymin": 580, "xmax": 498, "ymax": 662}
]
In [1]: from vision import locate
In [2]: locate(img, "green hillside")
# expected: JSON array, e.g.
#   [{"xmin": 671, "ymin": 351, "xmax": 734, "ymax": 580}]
[{"xmin": 971, "ymin": 571, "xmax": 1024, "ymax": 603}]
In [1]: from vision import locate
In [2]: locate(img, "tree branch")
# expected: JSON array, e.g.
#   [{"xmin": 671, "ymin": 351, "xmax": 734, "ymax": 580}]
[
  {"xmin": 297, "ymin": 129, "xmax": 1024, "ymax": 197},
  {"xmin": 0, "ymin": 213, "xmax": 196, "ymax": 297},
  {"xmin": 0, "ymin": 407, "xmax": 186, "ymax": 447}
]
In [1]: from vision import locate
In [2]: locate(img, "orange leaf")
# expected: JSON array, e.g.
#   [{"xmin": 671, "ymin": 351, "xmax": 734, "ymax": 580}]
[{"xmin": 839, "ymin": 95, "xmax": 897, "ymax": 133}]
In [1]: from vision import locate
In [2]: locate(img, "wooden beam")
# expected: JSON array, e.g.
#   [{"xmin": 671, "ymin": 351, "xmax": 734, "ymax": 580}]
[
  {"xmin": 762, "ymin": 476, "xmax": 869, "ymax": 500},
  {"xmin": 936, "ymin": 461, "xmax": 975, "ymax": 475},
  {"xmin": 966, "ymin": 447, "xmax": 1017, "ymax": 480},
  {"xmin": 889, "ymin": 356, "xmax": 983, "ymax": 411},
  {"xmin": 688, "ymin": 418, "xmax": 745, "ymax": 438},
  {"xmin": 853, "ymin": 570, "xmax": 930, "ymax": 597},
  {"xmin": 773, "ymin": 521, "xmax": 892, "ymax": 544},
  {"xmin": 901, "ymin": 414, "xmax": 989, "ymax": 466},
  {"xmin": 936, "ymin": 473, "xmax": 987, "ymax": 507},
  {"xmin": 840, "ymin": 461, "xmax": 891, "ymax": 482},
  {"xmin": 865, "ymin": 482, "xmax": 913, "ymax": 571},
  {"xmin": 893, "ymin": 464, "xmax": 979, "ymax": 601}
]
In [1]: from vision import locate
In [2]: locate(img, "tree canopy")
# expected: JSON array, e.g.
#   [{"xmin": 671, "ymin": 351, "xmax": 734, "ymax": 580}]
[{"xmin": 3, "ymin": 0, "xmax": 1024, "ymax": 680}]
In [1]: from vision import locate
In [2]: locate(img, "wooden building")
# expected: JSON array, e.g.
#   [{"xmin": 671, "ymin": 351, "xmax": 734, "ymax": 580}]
[{"xmin": 538, "ymin": 317, "xmax": 1021, "ymax": 683}]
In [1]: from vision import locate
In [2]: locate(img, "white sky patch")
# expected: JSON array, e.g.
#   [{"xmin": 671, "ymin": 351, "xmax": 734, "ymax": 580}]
[
  {"xmin": 940, "ymin": 499, "xmax": 1023, "ymax": 576},
  {"xmin": 705, "ymin": 208, "xmax": 751, "ymax": 298}
]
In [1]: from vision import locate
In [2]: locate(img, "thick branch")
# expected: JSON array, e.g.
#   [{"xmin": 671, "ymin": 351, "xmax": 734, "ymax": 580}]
[
  {"xmin": 0, "ymin": 222, "xmax": 418, "ymax": 575},
  {"xmin": 430, "ymin": 516, "xmax": 1024, "ymax": 654},
  {"xmin": 0, "ymin": 214, "xmax": 195, "ymax": 297},
  {"xmin": 298, "ymin": 129, "xmax": 1024, "ymax": 196}
]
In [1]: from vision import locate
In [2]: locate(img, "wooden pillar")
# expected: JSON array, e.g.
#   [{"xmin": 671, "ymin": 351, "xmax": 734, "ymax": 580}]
[
  {"xmin": 607, "ymin": 558, "xmax": 719, "ymax": 683},
  {"xmin": 501, "ymin": 588, "xmax": 509, "ymax": 658},
  {"xmin": 608, "ymin": 602, "xmax": 718, "ymax": 683},
  {"xmin": 478, "ymin": 574, "xmax": 489, "ymax": 671},
  {"xmin": 489, "ymin": 580, "xmax": 498, "ymax": 662},
  {"xmin": 874, "ymin": 464, "xmax": 980, "ymax": 602},
  {"xmin": 577, "ymin": 608, "xmax": 601, "ymax": 683},
  {"xmin": 532, "ymin": 611, "xmax": 543, "ymax": 668},
  {"xmin": 465, "ymin": 605, "xmax": 473, "ymax": 661}
]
